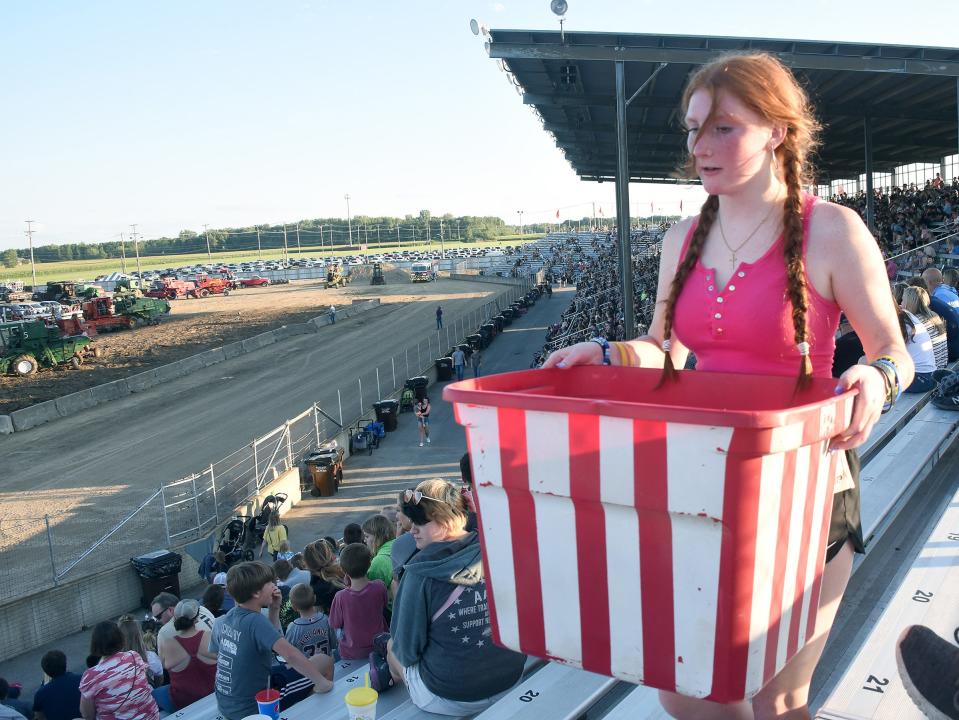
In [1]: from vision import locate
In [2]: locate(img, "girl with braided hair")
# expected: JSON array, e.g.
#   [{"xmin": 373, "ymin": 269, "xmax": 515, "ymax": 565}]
[{"xmin": 544, "ymin": 52, "xmax": 913, "ymax": 719}]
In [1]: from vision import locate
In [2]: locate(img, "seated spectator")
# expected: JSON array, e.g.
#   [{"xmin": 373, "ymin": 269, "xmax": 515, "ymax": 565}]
[
  {"xmin": 380, "ymin": 505, "xmax": 400, "ymax": 525},
  {"xmin": 117, "ymin": 615, "xmax": 163, "ymax": 687},
  {"xmin": 944, "ymin": 268, "xmax": 959, "ymax": 294},
  {"xmin": 0, "ymin": 679, "xmax": 28, "ymax": 720},
  {"xmin": 285, "ymin": 584, "xmax": 336, "ymax": 659},
  {"xmin": 832, "ymin": 312, "xmax": 864, "ymax": 378},
  {"xmin": 322, "ymin": 536, "xmax": 339, "ymax": 555},
  {"xmin": 274, "ymin": 558, "xmax": 311, "ymax": 592},
  {"xmin": 922, "ymin": 268, "xmax": 959, "ymax": 361},
  {"xmin": 79, "ymin": 621, "xmax": 159, "ymax": 720},
  {"xmin": 390, "ymin": 494, "xmax": 418, "ymax": 592},
  {"xmin": 153, "ymin": 591, "xmax": 216, "ymax": 649},
  {"xmin": 153, "ymin": 600, "xmax": 216, "ymax": 712},
  {"xmin": 329, "ymin": 544, "xmax": 388, "ymax": 661},
  {"xmin": 31, "ymin": 650, "xmax": 81, "ymax": 720},
  {"xmin": 303, "ymin": 539, "xmax": 346, "ymax": 614},
  {"xmin": 899, "ymin": 307, "xmax": 936, "ymax": 393},
  {"xmin": 290, "ymin": 552, "xmax": 307, "ymax": 571},
  {"xmin": 202, "ymin": 583, "xmax": 226, "ymax": 618},
  {"xmin": 276, "ymin": 540, "xmax": 295, "ymax": 562},
  {"xmin": 362, "ymin": 515, "xmax": 396, "ymax": 608},
  {"xmin": 209, "ymin": 562, "xmax": 333, "ymax": 718},
  {"xmin": 197, "ymin": 550, "xmax": 229, "ymax": 584},
  {"xmin": 211, "ymin": 573, "xmax": 236, "ymax": 612},
  {"xmin": 342, "ymin": 523, "xmax": 363, "ymax": 547},
  {"xmin": 369, "ymin": 480, "xmax": 526, "ymax": 715},
  {"xmin": 902, "ymin": 286, "xmax": 948, "ymax": 369}
]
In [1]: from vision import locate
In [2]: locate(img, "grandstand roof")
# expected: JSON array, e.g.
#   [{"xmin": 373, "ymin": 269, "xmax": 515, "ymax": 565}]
[{"xmin": 487, "ymin": 31, "xmax": 959, "ymax": 183}]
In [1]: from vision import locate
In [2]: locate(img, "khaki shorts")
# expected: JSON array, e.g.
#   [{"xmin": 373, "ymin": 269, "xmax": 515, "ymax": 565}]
[{"xmin": 403, "ymin": 663, "xmax": 505, "ymax": 716}]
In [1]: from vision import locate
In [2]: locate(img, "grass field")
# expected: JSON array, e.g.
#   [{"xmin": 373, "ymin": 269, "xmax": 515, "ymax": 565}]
[{"xmin": 2, "ymin": 235, "xmax": 546, "ymax": 286}]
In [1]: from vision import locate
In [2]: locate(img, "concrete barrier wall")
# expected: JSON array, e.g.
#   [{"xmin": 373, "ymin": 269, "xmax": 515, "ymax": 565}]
[
  {"xmin": 0, "ymin": 468, "xmax": 301, "ymax": 661},
  {"xmin": 0, "ymin": 300, "xmax": 382, "ymax": 435},
  {"xmin": 448, "ymin": 274, "xmax": 529, "ymax": 286}
]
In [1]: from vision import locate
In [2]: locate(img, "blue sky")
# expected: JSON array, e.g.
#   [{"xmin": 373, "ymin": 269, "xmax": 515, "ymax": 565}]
[{"xmin": 2, "ymin": 1, "xmax": 956, "ymax": 250}]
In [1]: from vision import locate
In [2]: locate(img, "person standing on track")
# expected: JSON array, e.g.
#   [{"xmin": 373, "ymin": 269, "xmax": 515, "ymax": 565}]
[
  {"xmin": 451, "ymin": 346, "xmax": 466, "ymax": 382},
  {"xmin": 414, "ymin": 396, "xmax": 431, "ymax": 447},
  {"xmin": 436, "ymin": 306, "xmax": 443, "ymax": 329},
  {"xmin": 544, "ymin": 52, "xmax": 912, "ymax": 719},
  {"xmin": 328, "ymin": 305, "xmax": 336, "ymax": 325}
]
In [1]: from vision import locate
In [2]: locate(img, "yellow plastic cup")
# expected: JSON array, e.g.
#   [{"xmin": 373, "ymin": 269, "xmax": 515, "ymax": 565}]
[{"xmin": 344, "ymin": 686, "xmax": 378, "ymax": 720}]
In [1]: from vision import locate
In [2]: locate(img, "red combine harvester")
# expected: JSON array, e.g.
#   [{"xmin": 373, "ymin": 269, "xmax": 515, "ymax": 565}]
[{"xmin": 192, "ymin": 273, "xmax": 233, "ymax": 298}]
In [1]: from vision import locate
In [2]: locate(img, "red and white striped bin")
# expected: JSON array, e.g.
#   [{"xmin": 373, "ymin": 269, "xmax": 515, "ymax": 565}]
[{"xmin": 444, "ymin": 366, "xmax": 855, "ymax": 702}]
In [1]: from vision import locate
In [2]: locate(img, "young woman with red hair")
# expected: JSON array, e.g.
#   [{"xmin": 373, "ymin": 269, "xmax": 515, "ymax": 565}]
[{"xmin": 544, "ymin": 52, "xmax": 913, "ymax": 719}]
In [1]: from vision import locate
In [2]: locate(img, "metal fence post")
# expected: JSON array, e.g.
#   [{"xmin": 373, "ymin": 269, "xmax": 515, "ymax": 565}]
[
  {"xmin": 391, "ymin": 357, "xmax": 396, "ymax": 389},
  {"xmin": 376, "ymin": 367, "xmax": 381, "ymax": 400},
  {"xmin": 44, "ymin": 515, "xmax": 58, "ymax": 586},
  {"xmin": 313, "ymin": 404, "xmax": 321, "ymax": 446},
  {"xmin": 417, "ymin": 341, "xmax": 421, "ymax": 369},
  {"xmin": 337, "ymin": 389, "xmax": 344, "ymax": 426},
  {"xmin": 446, "ymin": 326, "xmax": 450, "ymax": 348},
  {"xmin": 286, "ymin": 422, "xmax": 293, "ymax": 470},
  {"xmin": 210, "ymin": 465, "xmax": 219, "ymax": 524},
  {"xmin": 192, "ymin": 473, "xmax": 202, "ymax": 535},
  {"xmin": 159, "ymin": 484, "xmax": 172, "ymax": 547},
  {"xmin": 252, "ymin": 441, "xmax": 259, "ymax": 490},
  {"xmin": 358, "ymin": 377, "xmax": 363, "ymax": 416}
]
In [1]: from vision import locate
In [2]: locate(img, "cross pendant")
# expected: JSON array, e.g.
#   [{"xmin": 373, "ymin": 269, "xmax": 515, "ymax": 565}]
[{"xmin": 729, "ymin": 251, "xmax": 737, "ymax": 266}]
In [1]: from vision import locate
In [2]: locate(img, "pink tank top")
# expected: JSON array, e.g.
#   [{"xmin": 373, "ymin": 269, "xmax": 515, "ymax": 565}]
[{"xmin": 672, "ymin": 194, "xmax": 840, "ymax": 379}]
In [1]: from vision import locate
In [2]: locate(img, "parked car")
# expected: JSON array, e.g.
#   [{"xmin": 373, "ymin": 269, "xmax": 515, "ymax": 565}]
[
  {"xmin": 238, "ymin": 276, "xmax": 270, "ymax": 288},
  {"xmin": 0, "ymin": 304, "xmax": 25, "ymax": 322}
]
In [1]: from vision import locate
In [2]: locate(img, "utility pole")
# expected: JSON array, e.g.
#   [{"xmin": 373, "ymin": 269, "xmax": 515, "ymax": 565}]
[
  {"xmin": 282, "ymin": 225, "xmax": 289, "ymax": 263},
  {"xmin": 295, "ymin": 223, "xmax": 301, "ymax": 256},
  {"xmin": 439, "ymin": 220, "xmax": 445, "ymax": 256},
  {"xmin": 345, "ymin": 194, "xmax": 352, "ymax": 247},
  {"xmin": 376, "ymin": 224, "xmax": 380, "ymax": 249},
  {"xmin": 24, "ymin": 220, "xmax": 37, "ymax": 288},
  {"xmin": 202, "ymin": 224, "xmax": 212, "ymax": 263},
  {"xmin": 255, "ymin": 225, "xmax": 262, "ymax": 260},
  {"xmin": 396, "ymin": 224, "xmax": 400, "ymax": 248},
  {"xmin": 118, "ymin": 233, "xmax": 127, "ymax": 273},
  {"xmin": 517, "ymin": 210, "xmax": 524, "ymax": 235},
  {"xmin": 457, "ymin": 220, "xmax": 461, "ymax": 240},
  {"xmin": 426, "ymin": 214, "xmax": 431, "ymax": 246},
  {"xmin": 130, "ymin": 223, "xmax": 142, "ymax": 277}
]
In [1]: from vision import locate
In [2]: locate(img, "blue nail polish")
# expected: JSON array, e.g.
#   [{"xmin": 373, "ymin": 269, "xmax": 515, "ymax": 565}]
[
  {"xmin": 834, "ymin": 386, "xmax": 842, "ymax": 395},
  {"xmin": 557, "ymin": 362, "xmax": 567, "ymax": 369}
]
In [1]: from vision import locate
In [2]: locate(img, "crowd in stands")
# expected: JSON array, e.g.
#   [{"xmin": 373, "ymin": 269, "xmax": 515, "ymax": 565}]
[
  {"xmin": 831, "ymin": 177, "xmax": 959, "ymax": 275},
  {"xmin": 1, "ymin": 456, "xmax": 522, "ymax": 720}
]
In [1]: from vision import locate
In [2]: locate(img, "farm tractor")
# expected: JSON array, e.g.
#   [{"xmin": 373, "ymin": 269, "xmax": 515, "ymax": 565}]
[
  {"xmin": 325, "ymin": 265, "xmax": 349, "ymax": 289},
  {"xmin": 81, "ymin": 294, "xmax": 170, "ymax": 332},
  {"xmin": 370, "ymin": 263, "xmax": 386, "ymax": 285},
  {"xmin": 1, "ymin": 281, "xmax": 33, "ymax": 303},
  {"xmin": 192, "ymin": 273, "xmax": 233, "ymax": 298},
  {"xmin": 0, "ymin": 320, "xmax": 99, "ymax": 376},
  {"xmin": 146, "ymin": 277, "xmax": 196, "ymax": 300}
]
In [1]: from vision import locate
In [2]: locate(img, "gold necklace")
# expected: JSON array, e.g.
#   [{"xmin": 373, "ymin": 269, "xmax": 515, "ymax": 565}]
[{"xmin": 717, "ymin": 195, "xmax": 782, "ymax": 266}]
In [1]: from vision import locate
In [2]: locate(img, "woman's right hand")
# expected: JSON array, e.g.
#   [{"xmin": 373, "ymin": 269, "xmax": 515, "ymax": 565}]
[{"xmin": 541, "ymin": 341, "xmax": 604, "ymax": 369}]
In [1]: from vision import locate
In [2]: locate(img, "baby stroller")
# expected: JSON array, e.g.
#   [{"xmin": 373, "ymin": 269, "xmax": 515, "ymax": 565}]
[
  {"xmin": 400, "ymin": 388, "xmax": 415, "ymax": 413},
  {"xmin": 218, "ymin": 515, "xmax": 255, "ymax": 563},
  {"xmin": 349, "ymin": 422, "xmax": 376, "ymax": 455}
]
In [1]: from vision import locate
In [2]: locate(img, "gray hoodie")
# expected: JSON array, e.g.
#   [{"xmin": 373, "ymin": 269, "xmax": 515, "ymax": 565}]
[{"xmin": 390, "ymin": 532, "xmax": 525, "ymax": 702}]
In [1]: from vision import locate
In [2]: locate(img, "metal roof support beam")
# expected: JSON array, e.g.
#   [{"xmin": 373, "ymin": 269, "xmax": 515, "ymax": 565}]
[
  {"xmin": 864, "ymin": 116, "xmax": 875, "ymax": 232},
  {"xmin": 615, "ymin": 61, "xmax": 636, "ymax": 339},
  {"xmin": 626, "ymin": 62, "xmax": 668, "ymax": 107}
]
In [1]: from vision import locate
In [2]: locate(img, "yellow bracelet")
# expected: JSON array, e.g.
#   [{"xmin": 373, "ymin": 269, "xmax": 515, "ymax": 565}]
[{"xmin": 612, "ymin": 342, "xmax": 630, "ymax": 367}]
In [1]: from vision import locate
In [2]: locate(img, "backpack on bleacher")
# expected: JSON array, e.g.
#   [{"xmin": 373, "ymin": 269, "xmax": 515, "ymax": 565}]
[{"xmin": 932, "ymin": 371, "xmax": 959, "ymax": 411}]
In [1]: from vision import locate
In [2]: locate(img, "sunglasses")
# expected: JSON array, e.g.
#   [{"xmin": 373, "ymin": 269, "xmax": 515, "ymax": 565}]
[
  {"xmin": 403, "ymin": 489, "xmax": 453, "ymax": 506},
  {"xmin": 401, "ymin": 489, "xmax": 455, "ymax": 526}
]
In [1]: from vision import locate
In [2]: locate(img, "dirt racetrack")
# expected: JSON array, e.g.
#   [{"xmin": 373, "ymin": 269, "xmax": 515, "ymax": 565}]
[
  {"xmin": 2, "ymin": 264, "xmax": 429, "ymax": 413},
  {"xmin": 0, "ymin": 275, "xmax": 524, "ymax": 601}
]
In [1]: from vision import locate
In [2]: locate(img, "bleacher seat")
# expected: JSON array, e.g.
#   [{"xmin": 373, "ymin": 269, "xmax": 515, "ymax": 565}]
[{"xmin": 815, "ymin": 481, "xmax": 959, "ymax": 719}]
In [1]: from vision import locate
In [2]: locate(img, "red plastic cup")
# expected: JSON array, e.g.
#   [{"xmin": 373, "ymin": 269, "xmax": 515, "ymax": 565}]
[{"xmin": 255, "ymin": 688, "xmax": 281, "ymax": 720}]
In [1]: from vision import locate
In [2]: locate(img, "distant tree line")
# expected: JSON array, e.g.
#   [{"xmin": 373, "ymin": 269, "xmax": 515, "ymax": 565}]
[{"xmin": 10, "ymin": 211, "xmax": 518, "ymax": 264}]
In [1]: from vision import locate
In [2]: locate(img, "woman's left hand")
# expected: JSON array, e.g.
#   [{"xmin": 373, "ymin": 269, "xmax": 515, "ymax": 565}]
[{"xmin": 830, "ymin": 364, "xmax": 887, "ymax": 451}]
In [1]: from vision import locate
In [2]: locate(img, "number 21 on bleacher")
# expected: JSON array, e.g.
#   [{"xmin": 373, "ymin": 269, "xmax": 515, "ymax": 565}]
[{"xmin": 862, "ymin": 675, "xmax": 889, "ymax": 694}]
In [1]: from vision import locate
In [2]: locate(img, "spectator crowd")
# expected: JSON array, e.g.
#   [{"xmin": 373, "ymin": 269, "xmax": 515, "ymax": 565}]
[{"xmin": 0, "ymin": 456, "xmax": 522, "ymax": 720}]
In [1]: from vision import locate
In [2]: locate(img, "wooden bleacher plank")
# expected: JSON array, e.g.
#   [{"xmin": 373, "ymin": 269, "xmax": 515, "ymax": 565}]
[
  {"xmin": 815, "ymin": 483, "xmax": 959, "ymax": 719},
  {"xmin": 471, "ymin": 662, "xmax": 617, "ymax": 720},
  {"xmin": 860, "ymin": 406, "xmax": 959, "ymax": 544}
]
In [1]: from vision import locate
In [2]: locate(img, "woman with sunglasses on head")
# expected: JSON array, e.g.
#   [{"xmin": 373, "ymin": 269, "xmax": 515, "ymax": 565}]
[
  {"xmin": 368, "ymin": 479, "xmax": 526, "ymax": 716},
  {"xmin": 152, "ymin": 600, "xmax": 217, "ymax": 713},
  {"xmin": 543, "ymin": 52, "xmax": 912, "ymax": 719}
]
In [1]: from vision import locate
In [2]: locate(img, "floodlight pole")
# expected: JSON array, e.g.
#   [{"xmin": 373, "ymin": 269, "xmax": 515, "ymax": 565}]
[
  {"xmin": 202, "ymin": 224, "xmax": 212, "ymax": 262},
  {"xmin": 130, "ymin": 224, "xmax": 142, "ymax": 277},
  {"xmin": 24, "ymin": 220, "xmax": 37, "ymax": 288},
  {"xmin": 118, "ymin": 233, "xmax": 127, "ymax": 274},
  {"xmin": 614, "ymin": 61, "xmax": 636, "ymax": 339},
  {"xmin": 517, "ymin": 210, "xmax": 524, "ymax": 235},
  {"xmin": 256, "ymin": 225, "xmax": 262, "ymax": 260}
]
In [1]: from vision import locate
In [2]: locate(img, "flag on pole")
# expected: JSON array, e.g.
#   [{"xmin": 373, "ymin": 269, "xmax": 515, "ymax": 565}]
[
  {"xmin": 598, "ymin": 207, "xmax": 604, "ymax": 217},
  {"xmin": 556, "ymin": 209, "xmax": 560, "ymax": 220}
]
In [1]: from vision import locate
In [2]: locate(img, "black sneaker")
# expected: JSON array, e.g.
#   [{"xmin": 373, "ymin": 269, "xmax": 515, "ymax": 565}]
[
  {"xmin": 368, "ymin": 650, "xmax": 394, "ymax": 693},
  {"xmin": 896, "ymin": 625, "xmax": 959, "ymax": 720}
]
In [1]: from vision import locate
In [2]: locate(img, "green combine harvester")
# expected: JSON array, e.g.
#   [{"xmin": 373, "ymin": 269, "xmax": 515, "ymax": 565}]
[{"xmin": 0, "ymin": 320, "xmax": 96, "ymax": 376}]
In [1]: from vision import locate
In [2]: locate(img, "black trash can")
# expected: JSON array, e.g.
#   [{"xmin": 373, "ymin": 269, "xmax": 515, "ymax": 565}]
[
  {"xmin": 374, "ymin": 399, "xmax": 400, "ymax": 431},
  {"xmin": 501, "ymin": 309, "xmax": 514, "ymax": 325},
  {"xmin": 405, "ymin": 376, "xmax": 429, "ymax": 400},
  {"xmin": 131, "ymin": 550, "xmax": 182, "ymax": 609},
  {"xmin": 466, "ymin": 334, "xmax": 483, "ymax": 351},
  {"xmin": 435, "ymin": 357, "xmax": 453, "ymax": 381},
  {"xmin": 493, "ymin": 315, "xmax": 505, "ymax": 332},
  {"xmin": 480, "ymin": 324, "xmax": 495, "ymax": 346}
]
